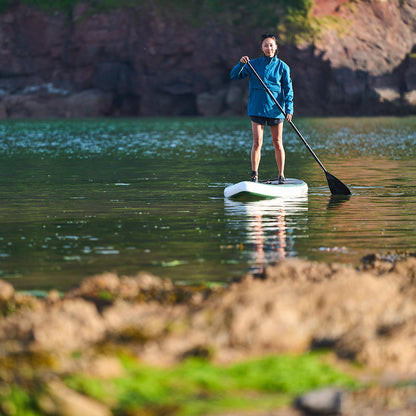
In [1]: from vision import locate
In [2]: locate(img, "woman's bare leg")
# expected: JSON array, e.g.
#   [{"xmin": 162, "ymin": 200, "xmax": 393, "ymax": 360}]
[
  {"xmin": 271, "ymin": 122, "xmax": 285, "ymax": 178},
  {"xmin": 251, "ymin": 121, "xmax": 264, "ymax": 172}
]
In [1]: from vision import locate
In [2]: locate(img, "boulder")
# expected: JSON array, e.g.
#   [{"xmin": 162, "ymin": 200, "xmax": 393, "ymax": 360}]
[
  {"xmin": 0, "ymin": 298, "xmax": 106, "ymax": 353},
  {"xmin": 197, "ymin": 89, "xmax": 227, "ymax": 116}
]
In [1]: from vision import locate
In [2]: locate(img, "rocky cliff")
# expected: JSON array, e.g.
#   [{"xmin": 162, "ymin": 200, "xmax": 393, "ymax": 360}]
[{"xmin": 1, "ymin": 0, "xmax": 416, "ymax": 118}]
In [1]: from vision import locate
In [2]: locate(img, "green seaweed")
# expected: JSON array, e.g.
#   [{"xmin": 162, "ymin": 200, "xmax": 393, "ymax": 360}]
[
  {"xmin": 0, "ymin": 384, "xmax": 43, "ymax": 416},
  {"xmin": 64, "ymin": 352, "xmax": 358, "ymax": 416}
]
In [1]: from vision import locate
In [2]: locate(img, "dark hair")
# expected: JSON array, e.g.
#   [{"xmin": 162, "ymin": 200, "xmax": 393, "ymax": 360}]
[{"xmin": 261, "ymin": 33, "xmax": 278, "ymax": 42}]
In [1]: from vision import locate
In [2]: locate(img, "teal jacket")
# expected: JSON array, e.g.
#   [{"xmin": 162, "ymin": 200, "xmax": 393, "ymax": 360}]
[{"xmin": 230, "ymin": 56, "xmax": 294, "ymax": 118}]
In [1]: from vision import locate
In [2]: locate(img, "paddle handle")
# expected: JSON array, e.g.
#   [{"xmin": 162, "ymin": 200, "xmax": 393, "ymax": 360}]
[{"xmin": 246, "ymin": 61, "xmax": 328, "ymax": 173}]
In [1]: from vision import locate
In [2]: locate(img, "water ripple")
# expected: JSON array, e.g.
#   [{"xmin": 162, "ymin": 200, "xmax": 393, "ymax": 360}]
[{"xmin": 1, "ymin": 117, "xmax": 415, "ymax": 160}]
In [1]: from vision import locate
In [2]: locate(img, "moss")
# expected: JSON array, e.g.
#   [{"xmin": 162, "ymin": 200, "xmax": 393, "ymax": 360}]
[
  {"xmin": 0, "ymin": 384, "xmax": 43, "ymax": 416},
  {"xmin": 0, "ymin": 0, "xmax": 78, "ymax": 13},
  {"xmin": 64, "ymin": 351, "xmax": 359, "ymax": 416},
  {"xmin": 97, "ymin": 290, "xmax": 115, "ymax": 302},
  {"xmin": 278, "ymin": 1, "xmax": 315, "ymax": 44},
  {"xmin": 0, "ymin": 299, "xmax": 18, "ymax": 317},
  {"xmin": 0, "ymin": 351, "xmax": 57, "ymax": 381},
  {"xmin": 0, "ymin": 295, "xmax": 39, "ymax": 318},
  {"xmin": 113, "ymin": 326, "xmax": 154, "ymax": 344},
  {"xmin": 310, "ymin": 14, "xmax": 353, "ymax": 41},
  {"xmin": 0, "ymin": 0, "xmax": 316, "ymax": 44},
  {"xmin": 0, "ymin": 0, "xmax": 13, "ymax": 12}
]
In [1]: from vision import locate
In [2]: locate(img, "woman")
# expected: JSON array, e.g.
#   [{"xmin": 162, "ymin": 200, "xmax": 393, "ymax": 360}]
[{"xmin": 230, "ymin": 34, "xmax": 293, "ymax": 183}]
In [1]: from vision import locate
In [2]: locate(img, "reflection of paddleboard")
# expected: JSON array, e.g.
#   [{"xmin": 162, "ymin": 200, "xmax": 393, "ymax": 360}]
[
  {"xmin": 224, "ymin": 194, "xmax": 308, "ymax": 215},
  {"xmin": 224, "ymin": 193, "xmax": 308, "ymax": 274},
  {"xmin": 224, "ymin": 178, "xmax": 308, "ymax": 200}
]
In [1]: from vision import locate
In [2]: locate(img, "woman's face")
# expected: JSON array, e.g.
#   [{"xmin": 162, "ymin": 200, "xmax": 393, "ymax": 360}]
[{"xmin": 261, "ymin": 38, "xmax": 277, "ymax": 57}]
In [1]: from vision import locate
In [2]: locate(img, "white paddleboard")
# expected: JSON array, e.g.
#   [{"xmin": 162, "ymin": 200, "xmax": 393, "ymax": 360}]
[{"xmin": 224, "ymin": 178, "xmax": 308, "ymax": 200}]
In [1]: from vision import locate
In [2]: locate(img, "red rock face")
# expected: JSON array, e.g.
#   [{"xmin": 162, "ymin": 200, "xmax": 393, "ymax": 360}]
[
  {"xmin": 0, "ymin": 1, "xmax": 416, "ymax": 118},
  {"xmin": 310, "ymin": 0, "xmax": 351, "ymax": 17}
]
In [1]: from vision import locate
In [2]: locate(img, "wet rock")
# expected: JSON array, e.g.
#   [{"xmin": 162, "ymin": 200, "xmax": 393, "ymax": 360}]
[
  {"xmin": 38, "ymin": 378, "xmax": 112, "ymax": 416},
  {"xmin": 404, "ymin": 90, "xmax": 416, "ymax": 106},
  {"xmin": 0, "ymin": 298, "xmax": 105, "ymax": 354},
  {"xmin": 295, "ymin": 387, "xmax": 343, "ymax": 415},
  {"xmin": 341, "ymin": 384, "xmax": 416, "ymax": 416},
  {"xmin": 371, "ymin": 86, "xmax": 402, "ymax": 105},
  {"xmin": 3, "ymin": 256, "xmax": 416, "ymax": 376},
  {"xmin": 103, "ymin": 300, "xmax": 183, "ymax": 343},
  {"xmin": 92, "ymin": 62, "xmax": 135, "ymax": 94},
  {"xmin": 224, "ymin": 83, "xmax": 248, "ymax": 115},
  {"xmin": 360, "ymin": 252, "xmax": 416, "ymax": 276},
  {"xmin": 66, "ymin": 271, "xmax": 174, "ymax": 301},
  {"xmin": 124, "ymin": 257, "xmax": 416, "ymax": 373},
  {"xmin": 0, "ymin": 280, "xmax": 14, "ymax": 302},
  {"xmin": 393, "ymin": 256, "xmax": 416, "ymax": 284},
  {"xmin": 81, "ymin": 355, "xmax": 125, "ymax": 379},
  {"xmin": 196, "ymin": 89, "xmax": 227, "ymax": 116},
  {"xmin": 0, "ymin": 102, "xmax": 6, "ymax": 119},
  {"xmin": 65, "ymin": 90, "xmax": 113, "ymax": 117},
  {"xmin": 0, "ymin": 280, "xmax": 42, "ymax": 317},
  {"xmin": 5, "ymin": 255, "xmax": 416, "ymax": 416},
  {"xmin": 1, "ymin": 89, "xmax": 113, "ymax": 119},
  {"xmin": 66, "ymin": 271, "xmax": 215, "ymax": 309}
]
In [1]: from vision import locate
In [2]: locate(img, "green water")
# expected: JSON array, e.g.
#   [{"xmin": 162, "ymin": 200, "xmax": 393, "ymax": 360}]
[{"xmin": 0, "ymin": 117, "xmax": 415, "ymax": 290}]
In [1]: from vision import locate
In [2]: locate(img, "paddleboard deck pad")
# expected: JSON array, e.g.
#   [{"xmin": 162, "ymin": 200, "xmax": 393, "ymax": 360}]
[{"xmin": 224, "ymin": 178, "xmax": 308, "ymax": 200}]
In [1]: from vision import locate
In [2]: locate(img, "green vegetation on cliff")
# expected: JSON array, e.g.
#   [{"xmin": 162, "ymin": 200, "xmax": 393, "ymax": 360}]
[{"xmin": 0, "ymin": 0, "xmax": 314, "ymax": 43}]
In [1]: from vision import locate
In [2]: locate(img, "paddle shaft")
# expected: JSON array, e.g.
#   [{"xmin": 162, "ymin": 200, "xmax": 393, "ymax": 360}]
[{"xmin": 247, "ymin": 61, "xmax": 328, "ymax": 173}]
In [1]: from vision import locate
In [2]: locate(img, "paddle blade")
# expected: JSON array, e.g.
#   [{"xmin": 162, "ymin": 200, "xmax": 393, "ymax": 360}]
[{"xmin": 325, "ymin": 171, "xmax": 351, "ymax": 195}]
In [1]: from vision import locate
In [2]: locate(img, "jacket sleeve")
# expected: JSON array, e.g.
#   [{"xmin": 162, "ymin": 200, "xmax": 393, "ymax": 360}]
[
  {"xmin": 282, "ymin": 65, "xmax": 294, "ymax": 115},
  {"xmin": 230, "ymin": 61, "xmax": 250, "ymax": 80}
]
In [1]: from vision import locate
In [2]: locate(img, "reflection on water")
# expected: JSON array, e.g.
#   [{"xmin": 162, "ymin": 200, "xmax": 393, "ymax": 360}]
[{"xmin": 224, "ymin": 196, "xmax": 308, "ymax": 275}]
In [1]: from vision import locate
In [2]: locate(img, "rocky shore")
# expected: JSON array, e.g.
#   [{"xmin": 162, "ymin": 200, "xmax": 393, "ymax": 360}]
[
  {"xmin": 1, "ymin": 0, "xmax": 416, "ymax": 118},
  {"xmin": 1, "ymin": 255, "xmax": 416, "ymax": 415}
]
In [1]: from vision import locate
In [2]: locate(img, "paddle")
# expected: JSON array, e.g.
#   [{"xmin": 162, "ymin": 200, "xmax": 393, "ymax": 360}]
[{"xmin": 246, "ymin": 61, "xmax": 351, "ymax": 196}]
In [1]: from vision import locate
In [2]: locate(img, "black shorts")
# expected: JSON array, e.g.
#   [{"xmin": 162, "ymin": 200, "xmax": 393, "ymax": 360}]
[{"xmin": 250, "ymin": 116, "xmax": 284, "ymax": 126}]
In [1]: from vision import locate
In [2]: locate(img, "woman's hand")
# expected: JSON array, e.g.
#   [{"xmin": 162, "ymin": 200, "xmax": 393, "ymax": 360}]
[
  {"xmin": 286, "ymin": 113, "xmax": 292, "ymax": 122},
  {"xmin": 240, "ymin": 56, "xmax": 250, "ymax": 64}
]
